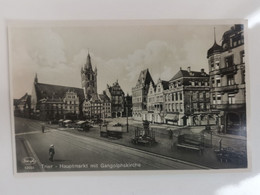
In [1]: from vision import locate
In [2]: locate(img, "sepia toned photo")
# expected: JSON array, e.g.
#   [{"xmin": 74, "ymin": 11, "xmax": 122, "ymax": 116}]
[{"xmin": 8, "ymin": 20, "xmax": 248, "ymax": 173}]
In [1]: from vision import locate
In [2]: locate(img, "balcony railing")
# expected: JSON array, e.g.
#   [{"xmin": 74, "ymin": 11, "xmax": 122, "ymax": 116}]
[
  {"xmin": 221, "ymin": 84, "xmax": 239, "ymax": 92},
  {"xmin": 210, "ymin": 103, "xmax": 245, "ymax": 110},
  {"xmin": 213, "ymin": 84, "xmax": 239, "ymax": 93},
  {"xmin": 184, "ymin": 86, "xmax": 210, "ymax": 91},
  {"xmin": 218, "ymin": 65, "xmax": 237, "ymax": 75}
]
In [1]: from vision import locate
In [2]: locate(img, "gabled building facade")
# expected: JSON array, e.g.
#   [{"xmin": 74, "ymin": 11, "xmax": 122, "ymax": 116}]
[
  {"xmin": 82, "ymin": 95, "xmax": 102, "ymax": 120},
  {"xmin": 132, "ymin": 69, "xmax": 154, "ymax": 121},
  {"xmin": 14, "ymin": 93, "xmax": 31, "ymax": 118},
  {"xmin": 105, "ymin": 80, "xmax": 125, "ymax": 118},
  {"xmin": 147, "ymin": 79, "xmax": 169, "ymax": 123},
  {"xmin": 99, "ymin": 92, "xmax": 112, "ymax": 118}
]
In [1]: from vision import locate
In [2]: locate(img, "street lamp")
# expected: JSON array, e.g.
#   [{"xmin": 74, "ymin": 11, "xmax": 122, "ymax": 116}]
[{"xmin": 126, "ymin": 105, "xmax": 129, "ymax": 133}]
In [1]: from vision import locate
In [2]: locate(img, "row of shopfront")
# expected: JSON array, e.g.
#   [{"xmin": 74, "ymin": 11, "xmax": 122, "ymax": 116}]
[
  {"xmin": 141, "ymin": 111, "xmax": 218, "ymax": 126},
  {"xmin": 136, "ymin": 109, "xmax": 246, "ymax": 136}
]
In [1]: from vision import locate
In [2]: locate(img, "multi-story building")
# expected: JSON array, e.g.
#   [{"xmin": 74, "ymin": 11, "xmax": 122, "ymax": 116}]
[
  {"xmin": 82, "ymin": 95, "xmax": 102, "ymax": 120},
  {"xmin": 164, "ymin": 67, "xmax": 210, "ymax": 126},
  {"xmin": 147, "ymin": 82, "xmax": 156, "ymax": 121},
  {"xmin": 207, "ymin": 24, "xmax": 246, "ymax": 135},
  {"xmin": 132, "ymin": 69, "xmax": 154, "ymax": 121},
  {"xmin": 105, "ymin": 80, "xmax": 125, "ymax": 118},
  {"xmin": 13, "ymin": 93, "xmax": 31, "ymax": 118},
  {"xmin": 31, "ymin": 75, "xmax": 84, "ymax": 120},
  {"xmin": 147, "ymin": 79, "xmax": 169, "ymax": 123},
  {"xmin": 123, "ymin": 94, "xmax": 132, "ymax": 117},
  {"xmin": 24, "ymin": 53, "xmax": 133, "ymax": 121},
  {"xmin": 99, "ymin": 92, "xmax": 112, "ymax": 118}
]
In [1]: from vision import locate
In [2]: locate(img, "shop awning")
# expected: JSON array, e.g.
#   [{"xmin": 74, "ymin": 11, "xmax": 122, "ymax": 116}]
[
  {"xmin": 164, "ymin": 114, "xmax": 179, "ymax": 122},
  {"xmin": 63, "ymin": 120, "xmax": 72, "ymax": 123},
  {"xmin": 76, "ymin": 121, "xmax": 87, "ymax": 125}
]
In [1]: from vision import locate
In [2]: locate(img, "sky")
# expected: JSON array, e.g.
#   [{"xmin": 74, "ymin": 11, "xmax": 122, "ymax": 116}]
[{"xmin": 8, "ymin": 21, "xmax": 232, "ymax": 98}]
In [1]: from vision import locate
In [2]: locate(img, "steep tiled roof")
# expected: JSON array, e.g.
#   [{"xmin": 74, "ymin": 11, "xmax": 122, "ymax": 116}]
[
  {"xmin": 84, "ymin": 53, "xmax": 93, "ymax": 71},
  {"xmin": 170, "ymin": 70, "xmax": 208, "ymax": 81},
  {"xmin": 13, "ymin": 99, "xmax": 19, "ymax": 105},
  {"xmin": 35, "ymin": 83, "xmax": 85, "ymax": 102},
  {"xmin": 89, "ymin": 93, "xmax": 101, "ymax": 103},
  {"xmin": 14, "ymin": 93, "xmax": 31, "ymax": 106},
  {"xmin": 136, "ymin": 69, "xmax": 154, "ymax": 87},
  {"xmin": 222, "ymin": 24, "xmax": 243, "ymax": 41},
  {"xmin": 207, "ymin": 42, "xmax": 222, "ymax": 58},
  {"xmin": 107, "ymin": 81, "xmax": 124, "ymax": 95},
  {"xmin": 99, "ymin": 93, "xmax": 110, "ymax": 101}
]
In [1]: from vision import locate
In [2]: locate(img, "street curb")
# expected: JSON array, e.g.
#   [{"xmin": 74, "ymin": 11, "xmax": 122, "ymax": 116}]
[{"xmin": 23, "ymin": 139, "xmax": 45, "ymax": 172}]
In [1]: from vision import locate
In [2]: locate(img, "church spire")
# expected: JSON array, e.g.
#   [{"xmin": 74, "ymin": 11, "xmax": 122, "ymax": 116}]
[
  {"xmin": 34, "ymin": 73, "xmax": 38, "ymax": 84},
  {"xmin": 84, "ymin": 51, "xmax": 93, "ymax": 70},
  {"xmin": 214, "ymin": 27, "xmax": 216, "ymax": 43},
  {"xmin": 207, "ymin": 27, "xmax": 222, "ymax": 58}
]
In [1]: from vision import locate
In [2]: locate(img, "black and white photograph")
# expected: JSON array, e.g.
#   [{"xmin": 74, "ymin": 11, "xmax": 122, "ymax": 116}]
[{"xmin": 8, "ymin": 20, "xmax": 248, "ymax": 173}]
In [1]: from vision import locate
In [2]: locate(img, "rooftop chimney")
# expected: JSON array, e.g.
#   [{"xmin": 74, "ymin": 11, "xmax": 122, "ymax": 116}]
[
  {"xmin": 201, "ymin": 68, "xmax": 204, "ymax": 73},
  {"xmin": 187, "ymin": 66, "xmax": 191, "ymax": 72}
]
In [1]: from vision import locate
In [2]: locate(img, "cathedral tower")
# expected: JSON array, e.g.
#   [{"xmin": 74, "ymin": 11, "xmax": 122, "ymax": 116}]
[{"xmin": 81, "ymin": 53, "xmax": 97, "ymax": 100}]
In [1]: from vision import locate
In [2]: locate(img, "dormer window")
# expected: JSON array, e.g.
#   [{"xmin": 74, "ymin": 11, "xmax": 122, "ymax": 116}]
[
  {"xmin": 223, "ymin": 43, "xmax": 228, "ymax": 50},
  {"xmin": 178, "ymin": 80, "xmax": 181, "ymax": 86}
]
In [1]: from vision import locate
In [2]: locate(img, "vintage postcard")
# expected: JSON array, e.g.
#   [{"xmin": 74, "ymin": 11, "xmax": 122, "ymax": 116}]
[{"xmin": 8, "ymin": 20, "xmax": 248, "ymax": 173}]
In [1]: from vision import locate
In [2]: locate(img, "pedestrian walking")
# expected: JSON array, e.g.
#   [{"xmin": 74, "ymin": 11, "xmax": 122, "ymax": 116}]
[
  {"xmin": 193, "ymin": 116, "xmax": 197, "ymax": 126},
  {"xmin": 42, "ymin": 124, "xmax": 45, "ymax": 133},
  {"xmin": 168, "ymin": 129, "xmax": 173, "ymax": 139},
  {"xmin": 220, "ymin": 124, "xmax": 224, "ymax": 134},
  {"xmin": 217, "ymin": 125, "xmax": 221, "ymax": 134},
  {"xmin": 219, "ymin": 139, "xmax": 222, "ymax": 151},
  {"xmin": 49, "ymin": 144, "xmax": 55, "ymax": 162}
]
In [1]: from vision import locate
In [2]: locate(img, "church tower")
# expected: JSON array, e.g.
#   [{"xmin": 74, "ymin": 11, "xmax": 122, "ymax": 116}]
[{"xmin": 81, "ymin": 52, "xmax": 97, "ymax": 100}]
